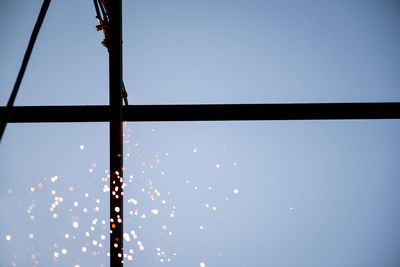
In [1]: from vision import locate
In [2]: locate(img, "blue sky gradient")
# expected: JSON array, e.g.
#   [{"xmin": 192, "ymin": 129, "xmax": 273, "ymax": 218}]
[{"xmin": 1, "ymin": 1, "xmax": 400, "ymax": 266}]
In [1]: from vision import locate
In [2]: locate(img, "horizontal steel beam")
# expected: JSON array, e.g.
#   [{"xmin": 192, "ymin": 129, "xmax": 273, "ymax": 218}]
[
  {"xmin": 124, "ymin": 102, "xmax": 400, "ymax": 121},
  {"xmin": 0, "ymin": 105, "xmax": 110, "ymax": 123},
  {"xmin": 1, "ymin": 103, "xmax": 399, "ymax": 123}
]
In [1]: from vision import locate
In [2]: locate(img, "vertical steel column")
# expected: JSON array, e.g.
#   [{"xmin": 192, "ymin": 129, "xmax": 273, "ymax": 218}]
[{"xmin": 108, "ymin": 0, "xmax": 123, "ymax": 266}]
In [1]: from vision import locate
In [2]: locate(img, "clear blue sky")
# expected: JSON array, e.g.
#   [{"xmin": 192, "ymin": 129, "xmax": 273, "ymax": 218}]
[{"xmin": 0, "ymin": 0, "xmax": 399, "ymax": 267}]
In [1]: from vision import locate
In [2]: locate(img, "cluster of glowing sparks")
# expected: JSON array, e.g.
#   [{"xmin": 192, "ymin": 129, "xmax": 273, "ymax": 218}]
[{"xmin": 4, "ymin": 125, "xmax": 245, "ymax": 267}]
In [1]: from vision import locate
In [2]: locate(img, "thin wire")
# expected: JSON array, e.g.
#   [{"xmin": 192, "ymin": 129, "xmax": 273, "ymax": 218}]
[
  {"xmin": 98, "ymin": 0, "xmax": 108, "ymax": 23},
  {"xmin": 93, "ymin": 0, "xmax": 101, "ymax": 20},
  {"xmin": 0, "ymin": 0, "xmax": 51, "ymax": 143}
]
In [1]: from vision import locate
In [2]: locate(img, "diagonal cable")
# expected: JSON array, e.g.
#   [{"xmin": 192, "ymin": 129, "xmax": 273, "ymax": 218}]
[{"xmin": 0, "ymin": 0, "xmax": 51, "ymax": 143}]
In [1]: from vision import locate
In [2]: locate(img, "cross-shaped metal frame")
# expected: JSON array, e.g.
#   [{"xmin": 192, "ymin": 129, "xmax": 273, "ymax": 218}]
[{"xmin": 1, "ymin": 0, "xmax": 399, "ymax": 266}]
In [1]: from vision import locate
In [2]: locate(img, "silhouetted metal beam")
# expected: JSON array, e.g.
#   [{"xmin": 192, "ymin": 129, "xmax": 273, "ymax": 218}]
[
  {"xmin": 123, "ymin": 103, "xmax": 400, "ymax": 121},
  {"xmin": 0, "ymin": 106, "xmax": 109, "ymax": 123},
  {"xmin": 2, "ymin": 103, "xmax": 399, "ymax": 123},
  {"xmin": 0, "ymin": 0, "xmax": 51, "ymax": 142},
  {"xmin": 108, "ymin": 0, "xmax": 124, "ymax": 266}
]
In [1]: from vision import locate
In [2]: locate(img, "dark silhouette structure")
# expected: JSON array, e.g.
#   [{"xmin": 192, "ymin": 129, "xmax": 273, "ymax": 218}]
[{"xmin": 0, "ymin": 0, "xmax": 399, "ymax": 266}]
